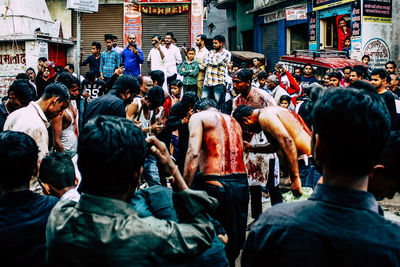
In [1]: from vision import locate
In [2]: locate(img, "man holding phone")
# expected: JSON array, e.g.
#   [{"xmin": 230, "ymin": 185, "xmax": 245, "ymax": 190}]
[{"xmin": 121, "ymin": 34, "xmax": 144, "ymax": 77}]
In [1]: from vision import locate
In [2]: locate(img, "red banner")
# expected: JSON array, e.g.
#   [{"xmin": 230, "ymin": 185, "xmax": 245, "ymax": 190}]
[{"xmin": 128, "ymin": 3, "xmax": 190, "ymax": 15}]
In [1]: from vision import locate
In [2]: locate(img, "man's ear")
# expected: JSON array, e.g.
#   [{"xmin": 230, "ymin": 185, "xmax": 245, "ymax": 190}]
[
  {"xmin": 74, "ymin": 177, "xmax": 79, "ymax": 188},
  {"xmin": 242, "ymin": 116, "xmax": 251, "ymax": 125},
  {"xmin": 8, "ymin": 91, "xmax": 15, "ymax": 100},
  {"xmin": 370, "ymin": 165, "xmax": 385, "ymax": 181},
  {"xmin": 41, "ymin": 182, "xmax": 51, "ymax": 195}
]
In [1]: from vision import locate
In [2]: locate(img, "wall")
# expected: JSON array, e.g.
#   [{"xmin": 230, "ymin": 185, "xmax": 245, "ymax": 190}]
[
  {"xmin": 389, "ymin": 0, "xmax": 399, "ymax": 64},
  {"xmin": 46, "ymin": 0, "xmax": 72, "ymax": 38},
  {"xmin": 236, "ymin": 0, "xmax": 254, "ymax": 50},
  {"xmin": 203, "ymin": 1, "xmax": 228, "ymax": 39},
  {"xmin": 0, "ymin": 42, "xmax": 27, "ymax": 96}
]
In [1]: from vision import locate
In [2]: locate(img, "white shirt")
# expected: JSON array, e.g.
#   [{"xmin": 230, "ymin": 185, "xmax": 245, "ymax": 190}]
[
  {"xmin": 195, "ymin": 46, "xmax": 209, "ymax": 66},
  {"xmin": 147, "ymin": 46, "xmax": 167, "ymax": 72},
  {"xmin": 4, "ymin": 101, "xmax": 49, "ymax": 161},
  {"xmin": 61, "ymin": 188, "xmax": 81, "ymax": 202},
  {"xmin": 163, "ymin": 44, "xmax": 182, "ymax": 77}
]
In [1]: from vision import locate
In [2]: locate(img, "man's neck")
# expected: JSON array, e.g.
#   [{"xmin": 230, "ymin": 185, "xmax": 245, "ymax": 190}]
[
  {"xmin": 377, "ymin": 86, "xmax": 387, "ymax": 94},
  {"xmin": 94, "ymin": 52, "xmax": 100, "ymax": 58},
  {"xmin": 322, "ymin": 171, "xmax": 369, "ymax": 192},
  {"xmin": 107, "ymin": 47, "xmax": 112, "ymax": 52},
  {"xmin": 199, "ymin": 44, "xmax": 204, "ymax": 50},
  {"xmin": 166, "ymin": 43, "xmax": 171, "ymax": 48},
  {"xmin": 36, "ymin": 99, "xmax": 48, "ymax": 113},
  {"xmin": 241, "ymin": 87, "xmax": 251, "ymax": 98},
  {"xmin": 215, "ymin": 47, "xmax": 223, "ymax": 53},
  {"xmin": 58, "ymin": 186, "xmax": 76, "ymax": 198},
  {"xmin": 304, "ymin": 74, "xmax": 312, "ymax": 78}
]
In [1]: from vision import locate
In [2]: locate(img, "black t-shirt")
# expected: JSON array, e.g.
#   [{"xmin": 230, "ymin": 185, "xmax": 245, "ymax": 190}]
[
  {"xmin": 81, "ymin": 79, "xmax": 106, "ymax": 102},
  {"xmin": 380, "ymin": 90, "xmax": 397, "ymax": 129}
]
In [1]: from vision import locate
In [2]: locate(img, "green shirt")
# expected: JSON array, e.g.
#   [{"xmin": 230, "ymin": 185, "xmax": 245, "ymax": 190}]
[
  {"xmin": 46, "ymin": 190, "xmax": 218, "ymax": 266},
  {"xmin": 179, "ymin": 60, "xmax": 199, "ymax": 85}
]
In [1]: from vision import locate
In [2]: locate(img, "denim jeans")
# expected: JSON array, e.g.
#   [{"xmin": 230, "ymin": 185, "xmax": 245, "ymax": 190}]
[
  {"xmin": 142, "ymin": 155, "xmax": 160, "ymax": 186},
  {"xmin": 201, "ymin": 84, "xmax": 226, "ymax": 110}
]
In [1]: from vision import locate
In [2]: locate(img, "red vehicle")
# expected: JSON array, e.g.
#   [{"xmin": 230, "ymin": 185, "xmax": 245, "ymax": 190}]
[{"xmin": 279, "ymin": 50, "xmax": 365, "ymax": 80}]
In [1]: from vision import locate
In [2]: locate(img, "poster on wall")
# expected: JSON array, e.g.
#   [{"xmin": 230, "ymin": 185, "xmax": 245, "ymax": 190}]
[
  {"xmin": 351, "ymin": 1, "xmax": 361, "ymax": 37},
  {"xmin": 285, "ymin": 5, "xmax": 307, "ymax": 21},
  {"xmin": 363, "ymin": 38, "xmax": 390, "ymax": 68},
  {"xmin": 191, "ymin": 0, "xmax": 203, "ymax": 47},
  {"xmin": 363, "ymin": 0, "xmax": 392, "ymax": 23},
  {"xmin": 309, "ymin": 12, "xmax": 317, "ymax": 45},
  {"xmin": 124, "ymin": 3, "xmax": 142, "ymax": 47},
  {"xmin": 313, "ymin": 0, "xmax": 354, "ymax": 11}
]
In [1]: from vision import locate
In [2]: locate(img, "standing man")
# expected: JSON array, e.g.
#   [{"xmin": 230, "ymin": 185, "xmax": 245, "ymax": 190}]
[
  {"xmin": 267, "ymin": 75, "xmax": 292, "ymax": 107},
  {"xmin": 111, "ymin": 35, "xmax": 124, "ymax": 55},
  {"xmin": 195, "ymin": 34, "xmax": 209, "ymax": 97},
  {"xmin": 184, "ymin": 98, "xmax": 248, "ymax": 266},
  {"xmin": 389, "ymin": 73, "xmax": 400, "ymax": 97},
  {"xmin": 80, "ymin": 41, "xmax": 101, "ymax": 77},
  {"xmin": 121, "ymin": 34, "xmax": 144, "ymax": 77},
  {"xmin": 336, "ymin": 15, "xmax": 351, "ymax": 51},
  {"xmin": 201, "ymin": 35, "xmax": 231, "ymax": 112},
  {"xmin": 99, "ymin": 34, "xmax": 121, "ymax": 82},
  {"xmin": 341, "ymin": 66, "xmax": 352, "ymax": 87},
  {"xmin": 147, "ymin": 34, "xmax": 167, "ymax": 92},
  {"xmin": 164, "ymin": 32, "xmax": 182, "ymax": 85},
  {"xmin": 385, "ymin": 61, "xmax": 397, "ymax": 75},
  {"xmin": 300, "ymin": 64, "xmax": 317, "ymax": 92}
]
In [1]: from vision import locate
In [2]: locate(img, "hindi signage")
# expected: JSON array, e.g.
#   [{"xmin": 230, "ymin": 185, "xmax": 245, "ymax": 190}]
[
  {"xmin": 313, "ymin": 0, "xmax": 354, "ymax": 11},
  {"xmin": 286, "ymin": 5, "xmax": 307, "ymax": 21},
  {"xmin": 67, "ymin": 0, "xmax": 99, "ymax": 13},
  {"xmin": 363, "ymin": 0, "xmax": 392, "ymax": 23}
]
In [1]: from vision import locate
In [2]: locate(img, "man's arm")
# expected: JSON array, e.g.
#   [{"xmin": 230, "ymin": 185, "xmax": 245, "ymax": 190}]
[
  {"xmin": 183, "ymin": 114, "xmax": 203, "ymax": 187},
  {"xmin": 51, "ymin": 115, "xmax": 64, "ymax": 153},
  {"xmin": 126, "ymin": 102, "xmax": 139, "ymax": 121},
  {"xmin": 137, "ymin": 48, "xmax": 144, "ymax": 64},
  {"xmin": 260, "ymin": 114, "xmax": 302, "ymax": 196},
  {"xmin": 99, "ymin": 54, "xmax": 104, "ymax": 79},
  {"xmin": 175, "ymin": 46, "xmax": 182, "ymax": 64}
]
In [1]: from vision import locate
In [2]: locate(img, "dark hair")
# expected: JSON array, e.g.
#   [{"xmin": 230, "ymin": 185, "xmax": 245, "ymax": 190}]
[
  {"xmin": 344, "ymin": 37, "xmax": 351, "ymax": 41},
  {"xmin": 181, "ymin": 91, "xmax": 199, "ymax": 112},
  {"xmin": 213, "ymin": 35, "xmax": 225, "ymax": 43},
  {"xmin": 330, "ymin": 71, "xmax": 343, "ymax": 80},
  {"xmin": 38, "ymin": 57, "xmax": 47, "ymax": 62},
  {"xmin": 111, "ymin": 35, "xmax": 118, "ymax": 41},
  {"xmin": 343, "ymin": 66, "xmax": 352, "ymax": 72},
  {"xmin": 313, "ymin": 88, "xmax": 390, "ymax": 176},
  {"xmin": 8, "ymin": 80, "xmax": 36, "ymax": 105},
  {"xmin": 16, "ymin": 73, "xmax": 29, "ymax": 80},
  {"xmin": 351, "ymin": 67, "xmax": 364, "ymax": 78},
  {"xmin": 233, "ymin": 105, "xmax": 255, "ymax": 123},
  {"xmin": 42, "ymin": 82, "xmax": 70, "ymax": 102},
  {"xmin": 279, "ymin": 95, "xmax": 291, "ymax": 104},
  {"xmin": 195, "ymin": 98, "xmax": 217, "ymax": 111},
  {"xmin": 186, "ymin": 47, "xmax": 196, "ymax": 54},
  {"xmin": 39, "ymin": 152, "xmax": 75, "ymax": 190},
  {"xmin": 169, "ymin": 79, "xmax": 183, "ymax": 89},
  {"xmin": 104, "ymin": 34, "xmax": 113, "ymax": 41},
  {"xmin": 147, "ymin": 86, "xmax": 165, "ymax": 108},
  {"xmin": 72, "ymin": 76, "xmax": 80, "ymax": 87},
  {"xmin": 172, "ymin": 37, "xmax": 177, "ymax": 43},
  {"xmin": 92, "ymin": 41, "xmax": 101, "ymax": 50},
  {"xmin": 385, "ymin": 61, "xmax": 397, "ymax": 69},
  {"xmin": 294, "ymin": 67, "xmax": 303, "ymax": 72},
  {"xmin": 303, "ymin": 64, "xmax": 313, "ymax": 73},
  {"xmin": 26, "ymin": 67, "xmax": 35, "ymax": 73},
  {"xmin": 258, "ymin": 72, "xmax": 269, "ymax": 80},
  {"xmin": 197, "ymin": 34, "xmax": 207, "ymax": 42},
  {"xmin": 85, "ymin": 71, "xmax": 96, "ymax": 81},
  {"xmin": 293, "ymin": 74, "xmax": 302, "ymax": 84},
  {"xmin": 56, "ymin": 72, "xmax": 75, "ymax": 89},
  {"xmin": 351, "ymin": 80, "xmax": 377, "ymax": 94},
  {"xmin": 138, "ymin": 75, "xmax": 150, "ymax": 86},
  {"xmin": 166, "ymin": 32, "xmax": 174, "ymax": 38},
  {"xmin": 152, "ymin": 34, "xmax": 161, "ymax": 41},
  {"xmin": 370, "ymin": 69, "xmax": 386, "ymax": 80},
  {"xmin": 378, "ymin": 131, "xmax": 400, "ymax": 183},
  {"xmin": 0, "ymin": 131, "xmax": 38, "ymax": 189},
  {"xmin": 362, "ymin": 55, "xmax": 370, "ymax": 61},
  {"xmin": 148, "ymin": 70, "xmax": 165, "ymax": 86},
  {"xmin": 113, "ymin": 74, "xmax": 140, "ymax": 96},
  {"xmin": 234, "ymin": 68, "xmax": 253, "ymax": 83},
  {"xmin": 78, "ymin": 116, "xmax": 146, "ymax": 195},
  {"xmin": 65, "ymin": 63, "xmax": 75, "ymax": 72},
  {"xmin": 338, "ymin": 17, "xmax": 346, "ymax": 24}
]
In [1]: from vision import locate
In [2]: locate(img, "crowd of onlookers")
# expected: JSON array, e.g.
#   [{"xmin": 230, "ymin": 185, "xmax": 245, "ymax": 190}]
[{"xmin": 1, "ymin": 31, "xmax": 400, "ymax": 267}]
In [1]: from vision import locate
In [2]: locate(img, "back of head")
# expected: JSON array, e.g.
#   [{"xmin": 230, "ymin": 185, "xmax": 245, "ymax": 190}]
[
  {"xmin": 313, "ymin": 88, "xmax": 390, "ymax": 176},
  {"xmin": 16, "ymin": 73, "xmax": 29, "ymax": 80},
  {"xmin": 181, "ymin": 91, "xmax": 199, "ymax": 111},
  {"xmin": 267, "ymin": 74, "xmax": 279, "ymax": 85},
  {"xmin": 148, "ymin": 70, "xmax": 165, "ymax": 86},
  {"xmin": 197, "ymin": 34, "xmax": 207, "ymax": 42},
  {"xmin": 353, "ymin": 65, "xmax": 366, "ymax": 78},
  {"xmin": 78, "ymin": 116, "xmax": 146, "ymax": 196},
  {"xmin": 331, "ymin": 71, "xmax": 343, "ymax": 81},
  {"xmin": 152, "ymin": 34, "xmax": 161, "ymax": 41},
  {"xmin": 113, "ymin": 74, "xmax": 140, "ymax": 96},
  {"xmin": 8, "ymin": 80, "xmax": 36, "ymax": 105},
  {"xmin": 195, "ymin": 98, "xmax": 217, "ymax": 111},
  {"xmin": 39, "ymin": 152, "xmax": 75, "ymax": 190},
  {"xmin": 65, "ymin": 64, "xmax": 75, "ymax": 72},
  {"xmin": 38, "ymin": 57, "xmax": 48, "ymax": 62},
  {"xmin": 56, "ymin": 72, "xmax": 75, "ymax": 89},
  {"xmin": 147, "ymin": 86, "xmax": 165, "ymax": 108},
  {"xmin": 351, "ymin": 80, "xmax": 377, "ymax": 94},
  {"xmin": 42, "ymin": 82, "xmax": 70, "ymax": 103},
  {"xmin": 85, "ymin": 71, "xmax": 96, "ymax": 82},
  {"xmin": 258, "ymin": 71, "xmax": 268, "ymax": 80},
  {"xmin": 0, "ymin": 131, "xmax": 38, "ymax": 190},
  {"xmin": 234, "ymin": 68, "xmax": 253, "ymax": 83},
  {"xmin": 377, "ymin": 131, "xmax": 400, "ymax": 185}
]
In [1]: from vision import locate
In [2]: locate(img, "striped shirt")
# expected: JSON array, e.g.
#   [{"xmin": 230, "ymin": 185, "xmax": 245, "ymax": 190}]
[
  {"xmin": 202, "ymin": 48, "xmax": 231, "ymax": 87},
  {"xmin": 99, "ymin": 49, "xmax": 121, "ymax": 78}
]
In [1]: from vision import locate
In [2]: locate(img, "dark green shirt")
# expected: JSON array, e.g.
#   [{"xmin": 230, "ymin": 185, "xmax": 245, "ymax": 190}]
[
  {"xmin": 46, "ymin": 189, "xmax": 218, "ymax": 266},
  {"xmin": 179, "ymin": 60, "xmax": 199, "ymax": 85}
]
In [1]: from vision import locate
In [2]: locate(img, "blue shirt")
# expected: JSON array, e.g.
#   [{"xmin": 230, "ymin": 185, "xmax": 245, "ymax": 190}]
[
  {"xmin": 99, "ymin": 49, "xmax": 121, "ymax": 78},
  {"xmin": 81, "ymin": 55, "xmax": 100, "ymax": 77},
  {"xmin": 121, "ymin": 45, "xmax": 144, "ymax": 77},
  {"xmin": 242, "ymin": 184, "xmax": 400, "ymax": 267},
  {"xmin": 0, "ymin": 190, "xmax": 59, "ymax": 266}
]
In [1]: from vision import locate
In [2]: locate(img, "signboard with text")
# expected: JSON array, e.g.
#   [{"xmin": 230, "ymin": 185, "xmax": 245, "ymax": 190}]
[
  {"xmin": 363, "ymin": 0, "xmax": 392, "ymax": 23},
  {"xmin": 363, "ymin": 38, "xmax": 390, "ymax": 68},
  {"xmin": 67, "ymin": 0, "xmax": 99, "ymax": 13},
  {"xmin": 313, "ymin": 0, "xmax": 354, "ymax": 11},
  {"xmin": 124, "ymin": 3, "xmax": 142, "ymax": 47},
  {"xmin": 286, "ymin": 5, "xmax": 307, "ymax": 21},
  {"xmin": 351, "ymin": 1, "xmax": 361, "ymax": 37},
  {"xmin": 309, "ymin": 12, "xmax": 317, "ymax": 44}
]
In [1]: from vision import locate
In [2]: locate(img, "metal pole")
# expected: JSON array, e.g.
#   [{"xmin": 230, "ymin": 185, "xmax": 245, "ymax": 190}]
[{"xmin": 76, "ymin": 11, "xmax": 81, "ymax": 76}]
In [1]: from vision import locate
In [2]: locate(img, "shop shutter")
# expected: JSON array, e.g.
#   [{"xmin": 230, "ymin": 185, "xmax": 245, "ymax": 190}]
[
  {"xmin": 72, "ymin": 4, "xmax": 123, "ymax": 75},
  {"xmin": 141, "ymin": 12, "xmax": 189, "ymax": 74},
  {"xmin": 261, "ymin": 22, "xmax": 279, "ymax": 72}
]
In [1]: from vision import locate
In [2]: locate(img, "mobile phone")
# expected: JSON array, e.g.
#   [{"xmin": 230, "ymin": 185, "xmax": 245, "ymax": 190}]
[
  {"xmin": 132, "ymin": 44, "xmax": 137, "ymax": 49},
  {"xmin": 183, "ymin": 42, "xmax": 186, "ymax": 47}
]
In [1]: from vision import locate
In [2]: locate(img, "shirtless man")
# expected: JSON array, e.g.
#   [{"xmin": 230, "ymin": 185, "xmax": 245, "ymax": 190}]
[
  {"xmin": 184, "ymin": 98, "xmax": 248, "ymax": 266},
  {"xmin": 233, "ymin": 105, "xmax": 321, "ymax": 196},
  {"xmin": 52, "ymin": 75, "xmax": 80, "ymax": 157}
]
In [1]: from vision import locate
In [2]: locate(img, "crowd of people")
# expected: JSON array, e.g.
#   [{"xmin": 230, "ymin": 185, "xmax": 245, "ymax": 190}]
[{"xmin": 1, "ymin": 31, "xmax": 400, "ymax": 267}]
